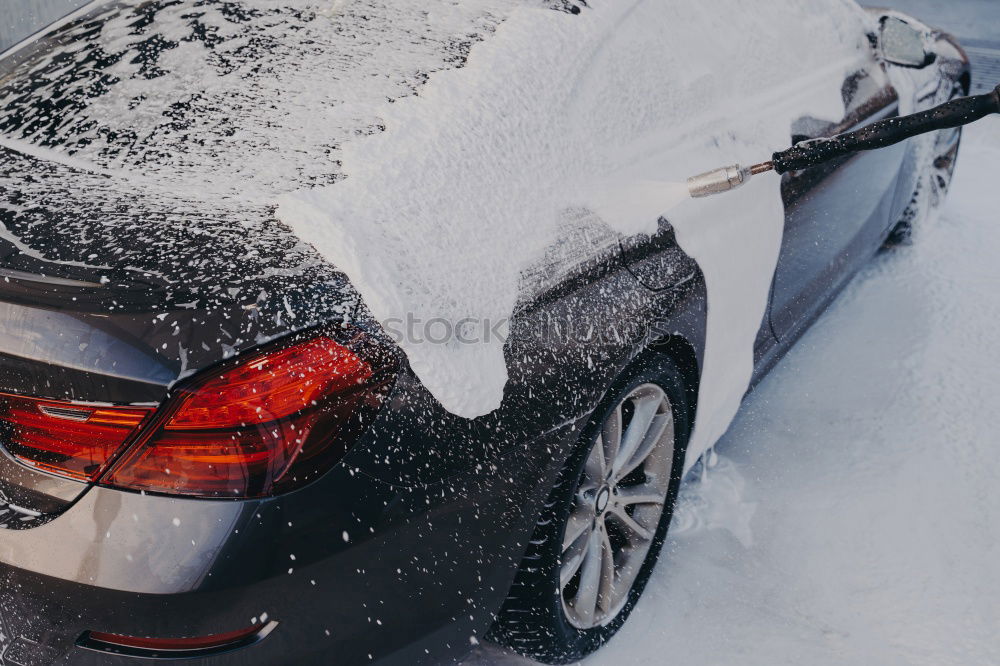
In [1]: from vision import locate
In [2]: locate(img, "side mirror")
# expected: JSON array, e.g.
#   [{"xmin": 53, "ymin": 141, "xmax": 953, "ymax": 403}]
[{"xmin": 879, "ymin": 16, "xmax": 936, "ymax": 68}]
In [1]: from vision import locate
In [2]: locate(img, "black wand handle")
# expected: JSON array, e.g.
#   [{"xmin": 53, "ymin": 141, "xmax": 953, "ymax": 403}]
[{"xmin": 772, "ymin": 84, "xmax": 1000, "ymax": 174}]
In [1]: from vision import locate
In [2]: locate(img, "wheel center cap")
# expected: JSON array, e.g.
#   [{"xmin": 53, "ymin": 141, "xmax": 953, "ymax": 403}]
[{"xmin": 595, "ymin": 486, "xmax": 611, "ymax": 514}]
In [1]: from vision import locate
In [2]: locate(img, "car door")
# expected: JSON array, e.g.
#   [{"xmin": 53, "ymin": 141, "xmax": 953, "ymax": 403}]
[{"xmin": 767, "ymin": 58, "xmax": 906, "ymax": 340}]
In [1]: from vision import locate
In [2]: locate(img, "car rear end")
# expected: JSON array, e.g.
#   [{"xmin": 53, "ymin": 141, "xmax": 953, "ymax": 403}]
[
  {"xmin": 0, "ymin": 261, "xmax": 382, "ymax": 662},
  {"xmin": 0, "ymin": 2, "xmax": 674, "ymax": 663},
  {"xmin": 0, "ymin": 73, "xmax": 559, "ymax": 666},
  {"xmin": 0, "ymin": 241, "xmax": 570, "ymax": 666}
]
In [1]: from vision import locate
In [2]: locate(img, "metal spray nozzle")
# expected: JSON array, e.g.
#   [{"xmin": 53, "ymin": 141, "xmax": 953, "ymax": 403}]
[{"xmin": 686, "ymin": 162, "xmax": 774, "ymax": 198}]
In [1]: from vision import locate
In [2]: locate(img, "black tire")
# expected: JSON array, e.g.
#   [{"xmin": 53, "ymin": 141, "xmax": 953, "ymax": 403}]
[{"xmin": 488, "ymin": 354, "xmax": 691, "ymax": 664}]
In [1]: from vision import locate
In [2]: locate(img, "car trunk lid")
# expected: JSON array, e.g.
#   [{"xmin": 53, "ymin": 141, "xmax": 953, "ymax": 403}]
[{"xmin": 0, "ymin": 144, "xmax": 360, "ymax": 516}]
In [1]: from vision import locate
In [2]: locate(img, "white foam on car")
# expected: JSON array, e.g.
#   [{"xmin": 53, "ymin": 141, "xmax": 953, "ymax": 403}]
[
  {"xmin": 277, "ymin": 0, "xmax": 872, "ymax": 470},
  {"xmin": 0, "ymin": 0, "xmax": 872, "ymax": 469}
]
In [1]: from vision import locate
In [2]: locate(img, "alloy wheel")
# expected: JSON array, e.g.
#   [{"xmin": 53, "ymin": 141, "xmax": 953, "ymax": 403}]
[{"xmin": 559, "ymin": 383, "xmax": 675, "ymax": 629}]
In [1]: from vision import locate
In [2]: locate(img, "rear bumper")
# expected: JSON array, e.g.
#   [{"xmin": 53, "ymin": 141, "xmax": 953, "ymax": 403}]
[
  {"xmin": 0, "ymin": 569, "xmax": 289, "ymax": 666},
  {"xmin": 0, "ymin": 417, "xmax": 582, "ymax": 665}
]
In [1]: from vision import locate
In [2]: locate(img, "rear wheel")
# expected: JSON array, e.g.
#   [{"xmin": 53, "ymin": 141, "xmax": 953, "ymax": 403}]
[{"xmin": 489, "ymin": 355, "xmax": 690, "ymax": 664}]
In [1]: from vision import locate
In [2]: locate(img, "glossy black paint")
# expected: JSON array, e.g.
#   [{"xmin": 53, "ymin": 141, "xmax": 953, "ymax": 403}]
[{"xmin": 0, "ymin": 6, "xmax": 970, "ymax": 666}]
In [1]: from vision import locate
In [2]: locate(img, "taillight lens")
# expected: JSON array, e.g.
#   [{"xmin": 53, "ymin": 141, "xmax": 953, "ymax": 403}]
[
  {"xmin": 78, "ymin": 620, "xmax": 278, "ymax": 658},
  {"xmin": 102, "ymin": 334, "xmax": 392, "ymax": 498},
  {"xmin": 0, "ymin": 395, "xmax": 153, "ymax": 481}
]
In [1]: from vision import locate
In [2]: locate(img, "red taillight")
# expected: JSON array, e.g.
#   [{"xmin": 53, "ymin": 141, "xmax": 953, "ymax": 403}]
[
  {"xmin": 102, "ymin": 334, "xmax": 391, "ymax": 498},
  {"xmin": 78, "ymin": 620, "xmax": 278, "ymax": 658},
  {"xmin": 0, "ymin": 395, "xmax": 153, "ymax": 481}
]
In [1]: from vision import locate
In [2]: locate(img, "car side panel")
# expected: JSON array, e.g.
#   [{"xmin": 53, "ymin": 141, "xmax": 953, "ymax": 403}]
[
  {"xmin": 343, "ymin": 223, "xmax": 707, "ymax": 488},
  {"xmin": 769, "ymin": 60, "xmax": 905, "ymax": 340}
]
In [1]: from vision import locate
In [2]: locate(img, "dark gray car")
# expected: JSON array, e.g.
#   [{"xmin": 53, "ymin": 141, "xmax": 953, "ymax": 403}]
[{"xmin": 0, "ymin": 2, "xmax": 969, "ymax": 664}]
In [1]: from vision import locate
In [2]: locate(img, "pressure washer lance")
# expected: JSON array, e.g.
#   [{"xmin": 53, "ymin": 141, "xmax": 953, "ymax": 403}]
[{"xmin": 687, "ymin": 83, "xmax": 1000, "ymax": 198}]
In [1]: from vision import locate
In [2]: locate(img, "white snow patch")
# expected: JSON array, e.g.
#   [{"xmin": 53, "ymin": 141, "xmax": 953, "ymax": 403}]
[{"xmin": 671, "ymin": 454, "xmax": 757, "ymax": 550}]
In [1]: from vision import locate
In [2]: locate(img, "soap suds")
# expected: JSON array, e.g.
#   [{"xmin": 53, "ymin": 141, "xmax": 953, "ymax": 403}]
[
  {"xmin": 583, "ymin": 180, "xmax": 691, "ymax": 234},
  {"xmin": 670, "ymin": 453, "xmax": 757, "ymax": 549},
  {"xmin": 277, "ymin": 0, "xmax": 871, "ymax": 469},
  {"xmin": 2, "ymin": 0, "xmax": 872, "ymax": 468}
]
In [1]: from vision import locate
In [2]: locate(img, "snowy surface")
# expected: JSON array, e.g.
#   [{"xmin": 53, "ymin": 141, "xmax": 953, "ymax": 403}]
[{"xmin": 467, "ymin": 116, "xmax": 1000, "ymax": 665}]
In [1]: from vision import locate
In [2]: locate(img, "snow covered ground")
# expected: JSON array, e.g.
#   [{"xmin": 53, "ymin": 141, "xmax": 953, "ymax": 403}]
[{"xmin": 467, "ymin": 116, "xmax": 1000, "ymax": 665}]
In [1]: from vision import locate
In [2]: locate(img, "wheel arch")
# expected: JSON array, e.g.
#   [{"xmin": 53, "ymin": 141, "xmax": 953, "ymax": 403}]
[{"xmin": 646, "ymin": 332, "xmax": 700, "ymax": 441}]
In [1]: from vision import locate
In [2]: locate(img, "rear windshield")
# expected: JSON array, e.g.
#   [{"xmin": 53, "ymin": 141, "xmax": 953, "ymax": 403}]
[{"xmin": 0, "ymin": 0, "xmax": 503, "ymax": 198}]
